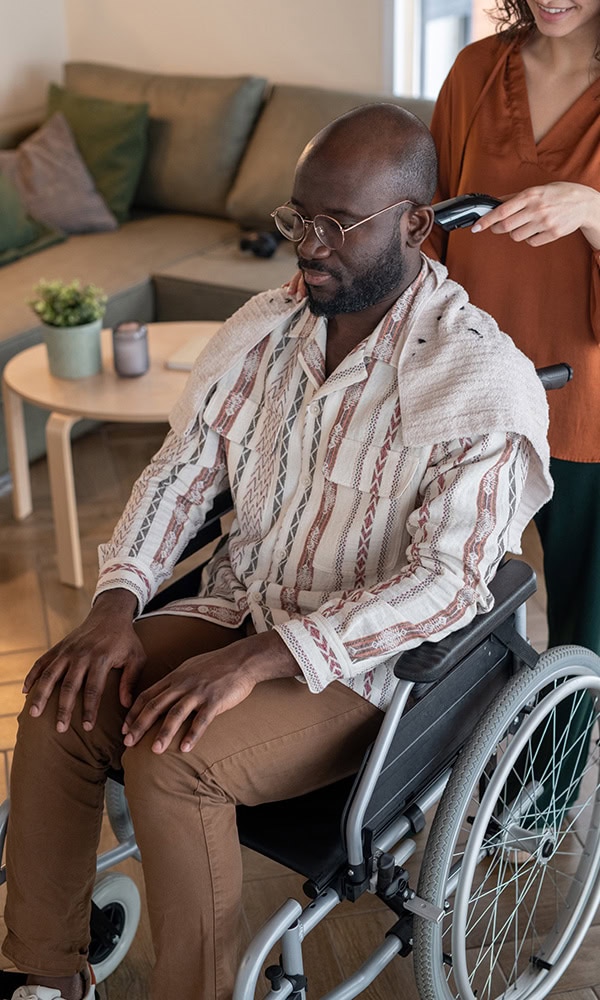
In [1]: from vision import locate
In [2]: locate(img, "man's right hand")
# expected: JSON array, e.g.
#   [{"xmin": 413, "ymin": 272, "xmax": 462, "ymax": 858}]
[{"xmin": 23, "ymin": 588, "xmax": 146, "ymax": 734}]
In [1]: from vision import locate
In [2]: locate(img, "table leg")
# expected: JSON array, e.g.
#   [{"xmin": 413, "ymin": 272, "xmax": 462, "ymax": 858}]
[
  {"xmin": 46, "ymin": 412, "xmax": 84, "ymax": 588},
  {"xmin": 2, "ymin": 378, "xmax": 32, "ymax": 519}
]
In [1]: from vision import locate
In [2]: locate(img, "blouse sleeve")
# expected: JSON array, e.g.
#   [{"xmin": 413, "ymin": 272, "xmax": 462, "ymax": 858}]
[
  {"xmin": 423, "ymin": 74, "xmax": 455, "ymax": 263},
  {"xmin": 590, "ymin": 249, "xmax": 600, "ymax": 345}
]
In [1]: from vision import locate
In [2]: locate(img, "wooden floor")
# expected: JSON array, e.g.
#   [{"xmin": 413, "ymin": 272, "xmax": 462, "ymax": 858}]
[{"xmin": 1, "ymin": 422, "xmax": 598, "ymax": 999}]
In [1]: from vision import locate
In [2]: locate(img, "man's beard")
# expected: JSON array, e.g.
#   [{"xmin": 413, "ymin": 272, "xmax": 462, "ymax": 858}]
[{"xmin": 303, "ymin": 231, "xmax": 407, "ymax": 318}]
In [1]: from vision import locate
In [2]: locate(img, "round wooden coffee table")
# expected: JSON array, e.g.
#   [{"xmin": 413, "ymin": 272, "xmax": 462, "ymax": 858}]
[{"xmin": 2, "ymin": 321, "xmax": 220, "ymax": 587}]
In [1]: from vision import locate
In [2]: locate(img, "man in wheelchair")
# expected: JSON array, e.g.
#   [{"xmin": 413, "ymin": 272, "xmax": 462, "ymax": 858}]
[{"xmin": 2, "ymin": 105, "xmax": 553, "ymax": 1000}]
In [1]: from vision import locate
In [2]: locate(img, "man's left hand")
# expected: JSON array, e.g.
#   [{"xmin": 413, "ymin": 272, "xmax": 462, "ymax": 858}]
[{"xmin": 121, "ymin": 631, "xmax": 298, "ymax": 753}]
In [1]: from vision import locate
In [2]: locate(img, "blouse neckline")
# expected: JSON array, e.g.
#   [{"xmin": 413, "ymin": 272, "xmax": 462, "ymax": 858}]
[{"xmin": 506, "ymin": 36, "xmax": 600, "ymax": 157}]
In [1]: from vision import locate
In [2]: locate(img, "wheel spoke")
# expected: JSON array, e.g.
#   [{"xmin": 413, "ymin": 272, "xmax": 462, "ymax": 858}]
[{"xmin": 414, "ymin": 653, "xmax": 600, "ymax": 1000}]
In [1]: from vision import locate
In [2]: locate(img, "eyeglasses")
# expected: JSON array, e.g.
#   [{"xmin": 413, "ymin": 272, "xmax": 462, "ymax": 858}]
[{"xmin": 270, "ymin": 199, "xmax": 415, "ymax": 251}]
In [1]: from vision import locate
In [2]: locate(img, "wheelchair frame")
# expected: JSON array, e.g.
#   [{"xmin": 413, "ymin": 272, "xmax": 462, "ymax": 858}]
[
  {"xmin": 225, "ymin": 561, "xmax": 600, "ymax": 1000},
  {"xmin": 2, "ymin": 366, "xmax": 599, "ymax": 1000},
  {"xmin": 4, "ymin": 554, "xmax": 597, "ymax": 1000}
]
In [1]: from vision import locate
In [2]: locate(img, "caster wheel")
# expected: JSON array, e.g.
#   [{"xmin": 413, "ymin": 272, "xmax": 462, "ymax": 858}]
[{"xmin": 89, "ymin": 872, "xmax": 141, "ymax": 983}]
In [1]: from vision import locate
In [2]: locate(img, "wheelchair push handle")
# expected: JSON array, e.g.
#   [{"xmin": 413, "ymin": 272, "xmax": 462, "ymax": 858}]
[{"xmin": 536, "ymin": 363, "xmax": 573, "ymax": 390}]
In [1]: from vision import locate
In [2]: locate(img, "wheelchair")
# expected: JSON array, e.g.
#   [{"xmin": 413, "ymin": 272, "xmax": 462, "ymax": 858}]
[{"xmin": 2, "ymin": 367, "xmax": 599, "ymax": 1000}]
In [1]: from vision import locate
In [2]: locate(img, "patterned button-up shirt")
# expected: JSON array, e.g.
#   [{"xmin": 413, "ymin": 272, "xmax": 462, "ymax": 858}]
[{"xmin": 97, "ymin": 288, "xmax": 529, "ymax": 710}]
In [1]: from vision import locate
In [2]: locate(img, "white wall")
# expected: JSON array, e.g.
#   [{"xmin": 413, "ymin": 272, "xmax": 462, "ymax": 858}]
[
  {"xmin": 63, "ymin": 0, "xmax": 394, "ymax": 94},
  {"xmin": 0, "ymin": 0, "xmax": 68, "ymax": 136}
]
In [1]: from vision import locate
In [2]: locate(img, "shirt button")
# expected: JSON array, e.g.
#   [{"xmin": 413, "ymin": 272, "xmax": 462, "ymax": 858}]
[
  {"xmin": 277, "ymin": 549, "xmax": 286, "ymax": 560},
  {"xmin": 302, "ymin": 474, "xmax": 312, "ymax": 488}
]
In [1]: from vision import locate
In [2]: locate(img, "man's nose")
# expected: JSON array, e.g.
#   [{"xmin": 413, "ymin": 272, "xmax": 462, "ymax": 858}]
[{"xmin": 297, "ymin": 223, "xmax": 331, "ymax": 259}]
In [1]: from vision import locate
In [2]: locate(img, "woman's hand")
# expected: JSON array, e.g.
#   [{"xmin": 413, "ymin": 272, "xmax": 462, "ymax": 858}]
[
  {"xmin": 122, "ymin": 631, "xmax": 298, "ymax": 753},
  {"xmin": 24, "ymin": 589, "xmax": 146, "ymax": 732},
  {"xmin": 471, "ymin": 182, "xmax": 600, "ymax": 249},
  {"xmin": 283, "ymin": 270, "xmax": 307, "ymax": 300}
]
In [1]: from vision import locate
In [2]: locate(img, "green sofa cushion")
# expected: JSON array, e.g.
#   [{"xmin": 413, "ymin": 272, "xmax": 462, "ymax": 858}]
[
  {"xmin": 0, "ymin": 172, "xmax": 40, "ymax": 251},
  {"xmin": 226, "ymin": 84, "xmax": 435, "ymax": 230},
  {"xmin": 48, "ymin": 83, "xmax": 149, "ymax": 222},
  {"xmin": 0, "ymin": 173, "xmax": 65, "ymax": 266},
  {"xmin": 63, "ymin": 63, "xmax": 268, "ymax": 218}
]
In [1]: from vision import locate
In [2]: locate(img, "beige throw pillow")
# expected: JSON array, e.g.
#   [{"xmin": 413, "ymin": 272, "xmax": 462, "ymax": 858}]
[
  {"xmin": 0, "ymin": 112, "xmax": 118, "ymax": 234},
  {"xmin": 226, "ymin": 84, "xmax": 435, "ymax": 230}
]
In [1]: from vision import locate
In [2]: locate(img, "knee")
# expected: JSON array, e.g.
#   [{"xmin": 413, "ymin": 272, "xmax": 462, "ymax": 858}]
[
  {"xmin": 122, "ymin": 731, "xmax": 181, "ymax": 810},
  {"xmin": 14, "ymin": 671, "xmax": 125, "ymax": 768},
  {"xmin": 15, "ymin": 687, "xmax": 68, "ymax": 754},
  {"xmin": 122, "ymin": 735, "xmax": 229, "ymax": 818}
]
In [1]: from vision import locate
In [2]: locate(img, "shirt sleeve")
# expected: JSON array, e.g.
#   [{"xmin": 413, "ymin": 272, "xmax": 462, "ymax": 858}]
[
  {"xmin": 94, "ymin": 415, "xmax": 229, "ymax": 614},
  {"xmin": 275, "ymin": 432, "xmax": 529, "ymax": 693}
]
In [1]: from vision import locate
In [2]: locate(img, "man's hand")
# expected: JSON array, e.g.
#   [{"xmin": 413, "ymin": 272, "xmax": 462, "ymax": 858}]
[
  {"xmin": 122, "ymin": 630, "xmax": 298, "ymax": 753},
  {"xmin": 471, "ymin": 182, "xmax": 600, "ymax": 249},
  {"xmin": 24, "ymin": 589, "xmax": 145, "ymax": 733}
]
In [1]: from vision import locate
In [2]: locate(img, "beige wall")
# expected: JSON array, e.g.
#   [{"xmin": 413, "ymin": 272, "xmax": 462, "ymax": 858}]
[
  {"xmin": 63, "ymin": 0, "xmax": 394, "ymax": 94},
  {"xmin": 0, "ymin": 0, "xmax": 68, "ymax": 137},
  {"xmin": 1, "ymin": 0, "xmax": 395, "ymax": 140},
  {"xmin": 0, "ymin": 0, "xmax": 491, "ymax": 141}
]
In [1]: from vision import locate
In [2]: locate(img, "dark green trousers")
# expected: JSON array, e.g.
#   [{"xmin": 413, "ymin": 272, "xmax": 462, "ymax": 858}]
[
  {"xmin": 534, "ymin": 457, "xmax": 600, "ymax": 655},
  {"xmin": 521, "ymin": 458, "xmax": 600, "ymax": 818}
]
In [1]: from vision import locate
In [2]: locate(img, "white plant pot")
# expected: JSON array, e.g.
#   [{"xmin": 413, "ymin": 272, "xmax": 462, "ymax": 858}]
[{"xmin": 42, "ymin": 318, "xmax": 103, "ymax": 379}]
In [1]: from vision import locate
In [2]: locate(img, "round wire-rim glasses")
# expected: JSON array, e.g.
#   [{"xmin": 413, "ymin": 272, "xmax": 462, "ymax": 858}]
[{"xmin": 270, "ymin": 199, "xmax": 415, "ymax": 251}]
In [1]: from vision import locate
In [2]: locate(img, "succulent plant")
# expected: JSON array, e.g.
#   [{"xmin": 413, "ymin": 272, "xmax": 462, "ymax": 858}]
[{"xmin": 29, "ymin": 279, "xmax": 107, "ymax": 328}]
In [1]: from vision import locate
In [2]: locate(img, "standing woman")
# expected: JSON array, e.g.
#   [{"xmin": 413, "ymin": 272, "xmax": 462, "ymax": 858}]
[{"xmin": 426, "ymin": 0, "xmax": 600, "ymax": 658}]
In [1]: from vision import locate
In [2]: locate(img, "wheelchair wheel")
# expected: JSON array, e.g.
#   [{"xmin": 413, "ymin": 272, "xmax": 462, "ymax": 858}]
[
  {"xmin": 105, "ymin": 777, "xmax": 142, "ymax": 862},
  {"xmin": 413, "ymin": 645, "xmax": 600, "ymax": 1000},
  {"xmin": 89, "ymin": 872, "xmax": 141, "ymax": 983},
  {"xmin": 105, "ymin": 777, "xmax": 136, "ymax": 845}
]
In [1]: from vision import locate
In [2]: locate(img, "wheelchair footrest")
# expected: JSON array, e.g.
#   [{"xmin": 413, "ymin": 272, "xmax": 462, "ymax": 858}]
[{"xmin": 403, "ymin": 894, "xmax": 445, "ymax": 924}]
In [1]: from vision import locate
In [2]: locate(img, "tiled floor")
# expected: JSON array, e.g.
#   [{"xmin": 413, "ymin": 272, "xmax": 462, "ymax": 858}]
[{"xmin": 0, "ymin": 422, "xmax": 598, "ymax": 1000}]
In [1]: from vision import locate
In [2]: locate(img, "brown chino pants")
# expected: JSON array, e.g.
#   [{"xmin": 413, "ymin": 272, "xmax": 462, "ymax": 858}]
[{"xmin": 3, "ymin": 615, "xmax": 382, "ymax": 1000}]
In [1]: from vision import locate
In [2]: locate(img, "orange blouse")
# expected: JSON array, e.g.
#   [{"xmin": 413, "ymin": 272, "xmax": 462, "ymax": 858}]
[{"xmin": 426, "ymin": 33, "xmax": 600, "ymax": 462}]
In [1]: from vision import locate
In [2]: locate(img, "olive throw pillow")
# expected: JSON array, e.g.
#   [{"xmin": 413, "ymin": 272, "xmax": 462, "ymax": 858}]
[
  {"xmin": 0, "ymin": 172, "xmax": 40, "ymax": 251},
  {"xmin": 0, "ymin": 173, "xmax": 65, "ymax": 267},
  {"xmin": 0, "ymin": 112, "xmax": 118, "ymax": 234},
  {"xmin": 48, "ymin": 83, "xmax": 149, "ymax": 222}
]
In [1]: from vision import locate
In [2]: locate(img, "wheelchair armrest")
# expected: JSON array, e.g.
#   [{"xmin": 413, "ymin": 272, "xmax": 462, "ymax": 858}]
[{"xmin": 393, "ymin": 559, "xmax": 537, "ymax": 683}]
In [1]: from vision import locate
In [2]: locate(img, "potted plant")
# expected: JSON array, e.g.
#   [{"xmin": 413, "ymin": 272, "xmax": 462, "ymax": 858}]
[{"xmin": 29, "ymin": 278, "xmax": 107, "ymax": 379}]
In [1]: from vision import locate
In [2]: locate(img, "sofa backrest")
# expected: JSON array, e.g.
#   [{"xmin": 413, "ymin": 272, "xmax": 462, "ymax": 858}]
[
  {"xmin": 64, "ymin": 62, "xmax": 268, "ymax": 219},
  {"xmin": 226, "ymin": 83, "xmax": 435, "ymax": 231},
  {"xmin": 61, "ymin": 63, "xmax": 435, "ymax": 231}
]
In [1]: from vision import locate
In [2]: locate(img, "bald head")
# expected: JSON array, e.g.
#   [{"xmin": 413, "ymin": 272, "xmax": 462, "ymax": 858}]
[{"xmin": 297, "ymin": 103, "xmax": 438, "ymax": 207}]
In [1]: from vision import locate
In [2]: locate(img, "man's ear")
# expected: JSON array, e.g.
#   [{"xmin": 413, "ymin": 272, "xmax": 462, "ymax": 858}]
[{"xmin": 405, "ymin": 205, "xmax": 435, "ymax": 247}]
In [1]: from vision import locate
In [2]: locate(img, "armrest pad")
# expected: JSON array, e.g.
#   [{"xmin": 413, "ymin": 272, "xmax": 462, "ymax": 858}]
[{"xmin": 393, "ymin": 559, "xmax": 536, "ymax": 683}]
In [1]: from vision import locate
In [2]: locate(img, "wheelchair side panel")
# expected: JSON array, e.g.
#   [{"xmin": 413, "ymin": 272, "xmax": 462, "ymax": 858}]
[{"xmin": 359, "ymin": 632, "xmax": 515, "ymax": 853}]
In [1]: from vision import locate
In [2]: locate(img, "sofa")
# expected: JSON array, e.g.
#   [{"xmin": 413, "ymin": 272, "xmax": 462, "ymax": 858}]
[{"xmin": 0, "ymin": 62, "xmax": 434, "ymax": 481}]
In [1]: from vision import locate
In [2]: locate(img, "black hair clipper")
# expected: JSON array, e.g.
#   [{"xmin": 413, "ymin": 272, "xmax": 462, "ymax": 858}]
[{"xmin": 433, "ymin": 193, "xmax": 501, "ymax": 231}]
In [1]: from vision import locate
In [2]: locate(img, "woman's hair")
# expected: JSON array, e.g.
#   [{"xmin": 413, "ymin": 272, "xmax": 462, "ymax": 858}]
[
  {"xmin": 490, "ymin": 1, "xmax": 535, "ymax": 38},
  {"xmin": 491, "ymin": 0, "xmax": 600, "ymax": 60}
]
